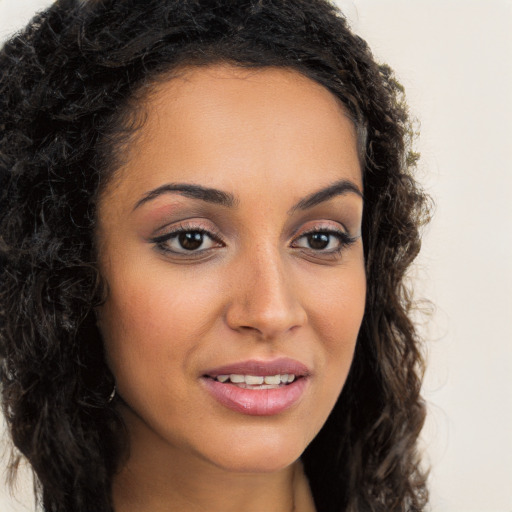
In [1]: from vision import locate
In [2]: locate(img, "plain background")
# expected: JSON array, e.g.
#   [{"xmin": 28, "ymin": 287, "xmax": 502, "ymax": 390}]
[{"xmin": 1, "ymin": 0, "xmax": 511, "ymax": 510}]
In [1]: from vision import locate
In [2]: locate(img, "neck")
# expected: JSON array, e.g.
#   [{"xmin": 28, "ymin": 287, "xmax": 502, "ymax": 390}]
[{"xmin": 113, "ymin": 461, "xmax": 297, "ymax": 512}]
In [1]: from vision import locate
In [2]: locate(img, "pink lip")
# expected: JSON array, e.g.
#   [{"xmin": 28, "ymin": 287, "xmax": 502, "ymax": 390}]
[
  {"xmin": 203, "ymin": 357, "xmax": 310, "ymax": 378},
  {"xmin": 201, "ymin": 358, "xmax": 310, "ymax": 416}
]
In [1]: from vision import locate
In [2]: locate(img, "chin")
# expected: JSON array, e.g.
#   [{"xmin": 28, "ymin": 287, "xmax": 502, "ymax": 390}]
[
  {"xmin": 213, "ymin": 452, "xmax": 300, "ymax": 474},
  {"xmin": 201, "ymin": 427, "xmax": 308, "ymax": 474}
]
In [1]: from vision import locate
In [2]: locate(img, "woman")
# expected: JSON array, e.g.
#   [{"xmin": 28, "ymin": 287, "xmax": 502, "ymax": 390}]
[{"xmin": 0, "ymin": 0, "xmax": 430, "ymax": 510}]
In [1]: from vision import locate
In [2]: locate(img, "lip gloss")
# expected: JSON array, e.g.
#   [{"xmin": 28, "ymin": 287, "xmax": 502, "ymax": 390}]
[
  {"xmin": 201, "ymin": 376, "xmax": 308, "ymax": 416},
  {"xmin": 200, "ymin": 358, "xmax": 311, "ymax": 416}
]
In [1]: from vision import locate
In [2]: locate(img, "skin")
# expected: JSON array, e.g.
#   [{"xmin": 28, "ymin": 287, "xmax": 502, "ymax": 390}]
[{"xmin": 96, "ymin": 64, "xmax": 366, "ymax": 512}]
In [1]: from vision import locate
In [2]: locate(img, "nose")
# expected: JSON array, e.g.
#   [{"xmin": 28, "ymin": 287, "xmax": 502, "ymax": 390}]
[{"xmin": 224, "ymin": 246, "xmax": 307, "ymax": 339}]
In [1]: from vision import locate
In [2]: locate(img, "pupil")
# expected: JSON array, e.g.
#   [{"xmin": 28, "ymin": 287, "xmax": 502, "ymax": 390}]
[
  {"xmin": 179, "ymin": 232, "xmax": 203, "ymax": 250},
  {"xmin": 309, "ymin": 233, "xmax": 329, "ymax": 250}
]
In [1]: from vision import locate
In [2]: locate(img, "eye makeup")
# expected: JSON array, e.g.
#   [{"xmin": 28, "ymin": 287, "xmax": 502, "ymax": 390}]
[
  {"xmin": 137, "ymin": 185, "xmax": 363, "ymax": 265},
  {"xmin": 149, "ymin": 221, "xmax": 225, "ymax": 257}
]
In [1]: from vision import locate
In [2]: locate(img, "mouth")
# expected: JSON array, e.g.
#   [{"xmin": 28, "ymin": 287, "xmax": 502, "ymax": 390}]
[
  {"xmin": 201, "ymin": 358, "xmax": 310, "ymax": 416},
  {"xmin": 205, "ymin": 372, "xmax": 299, "ymax": 389}
]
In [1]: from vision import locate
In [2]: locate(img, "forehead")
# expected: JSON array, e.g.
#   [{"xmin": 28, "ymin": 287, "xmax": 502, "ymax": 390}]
[{"xmin": 104, "ymin": 64, "xmax": 361, "ymax": 209}]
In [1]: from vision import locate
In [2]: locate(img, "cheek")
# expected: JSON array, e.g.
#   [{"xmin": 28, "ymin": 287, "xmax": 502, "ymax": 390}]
[
  {"xmin": 309, "ymin": 256, "xmax": 366, "ymax": 337},
  {"xmin": 308, "ymin": 263, "xmax": 366, "ymax": 392},
  {"xmin": 97, "ymin": 267, "xmax": 218, "ymax": 386}
]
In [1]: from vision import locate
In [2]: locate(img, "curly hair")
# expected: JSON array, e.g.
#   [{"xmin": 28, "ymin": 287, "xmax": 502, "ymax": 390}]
[{"xmin": 0, "ymin": 0, "xmax": 430, "ymax": 510}]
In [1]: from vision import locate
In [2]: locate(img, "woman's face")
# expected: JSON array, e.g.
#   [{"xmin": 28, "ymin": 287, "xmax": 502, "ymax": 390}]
[{"xmin": 96, "ymin": 65, "xmax": 366, "ymax": 473}]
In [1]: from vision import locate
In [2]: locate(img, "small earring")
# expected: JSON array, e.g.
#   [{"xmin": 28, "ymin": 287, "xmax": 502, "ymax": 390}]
[{"xmin": 108, "ymin": 385, "xmax": 116, "ymax": 404}]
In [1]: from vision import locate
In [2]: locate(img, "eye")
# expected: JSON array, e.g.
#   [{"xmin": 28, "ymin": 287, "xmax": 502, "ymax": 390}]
[
  {"xmin": 151, "ymin": 225, "xmax": 224, "ymax": 255},
  {"xmin": 292, "ymin": 228, "xmax": 356, "ymax": 253}
]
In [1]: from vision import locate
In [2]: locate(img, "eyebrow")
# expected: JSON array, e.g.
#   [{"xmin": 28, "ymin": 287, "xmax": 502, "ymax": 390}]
[
  {"xmin": 133, "ymin": 183, "xmax": 237, "ymax": 211},
  {"xmin": 133, "ymin": 178, "xmax": 362, "ymax": 212},
  {"xmin": 289, "ymin": 179, "xmax": 363, "ymax": 213}
]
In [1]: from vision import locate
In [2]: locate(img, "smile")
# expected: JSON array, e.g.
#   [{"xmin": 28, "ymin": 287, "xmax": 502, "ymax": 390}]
[
  {"xmin": 213, "ymin": 373, "xmax": 296, "ymax": 387},
  {"xmin": 201, "ymin": 358, "xmax": 310, "ymax": 416}
]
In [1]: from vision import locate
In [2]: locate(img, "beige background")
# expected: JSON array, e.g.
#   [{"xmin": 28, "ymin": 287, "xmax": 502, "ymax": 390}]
[{"xmin": 1, "ymin": 0, "xmax": 511, "ymax": 510}]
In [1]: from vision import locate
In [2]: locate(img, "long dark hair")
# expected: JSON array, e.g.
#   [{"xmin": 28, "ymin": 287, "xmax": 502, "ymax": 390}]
[{"xmin": 0, "ymin": 1, "xmax": 430, "ymax": 510}]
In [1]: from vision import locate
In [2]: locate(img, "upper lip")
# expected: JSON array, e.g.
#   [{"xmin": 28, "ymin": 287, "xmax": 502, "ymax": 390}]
[{"xmin": 203, "ymin": 357, "xmax": 310, "ymax": 378}]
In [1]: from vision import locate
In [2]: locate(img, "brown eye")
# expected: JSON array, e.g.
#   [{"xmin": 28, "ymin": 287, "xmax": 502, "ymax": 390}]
[
  {"xmin": 178, "ymin": 232, "xmax": 205, "ymax": 251},
  {"xmin": 152, "ymin": 227, "xmax": 223, "ymax": 255},
  {"xmin": 292, "ymin": 228, "xmax": 356, "ymax": 254},
  {"xmin": 295, "ymin": 231, "xmax": 341, "ymax": 251},
  {"xmin": 307, "ymin": 233, "xmax": 330, "ymax": 250}
]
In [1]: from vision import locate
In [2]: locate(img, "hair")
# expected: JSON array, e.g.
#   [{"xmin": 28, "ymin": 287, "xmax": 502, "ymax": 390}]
[{"xmin": 0, "ymin": 0, "xmax": 430, "ymax": 510}]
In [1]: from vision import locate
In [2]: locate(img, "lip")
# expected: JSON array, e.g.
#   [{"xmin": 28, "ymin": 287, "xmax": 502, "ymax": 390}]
[
  {"xmin": 201, "ymin": 358, "xmax": 310, "ymax": 416},
  {"xmin": 202, "ymin": 357, "xmax": 310, "ymax": 378}
]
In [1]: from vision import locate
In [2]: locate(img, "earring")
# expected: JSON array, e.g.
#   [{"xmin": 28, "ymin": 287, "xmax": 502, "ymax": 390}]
[{"xmin": 108, "ymin": 385, "xmax": 116, "ymax": 404}]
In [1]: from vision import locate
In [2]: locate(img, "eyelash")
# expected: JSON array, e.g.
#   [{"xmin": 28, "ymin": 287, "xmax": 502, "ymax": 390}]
[
  {"xmin": 150, "ymin": 223, "xmax": 224, "ymax": 255},
  {"xmin": 292, "ymin": 227, "xmax": 357, "ymax": 255},
  {"xmin": 150, "ymin": 223, "xmax": 357, "ymax": 258}
]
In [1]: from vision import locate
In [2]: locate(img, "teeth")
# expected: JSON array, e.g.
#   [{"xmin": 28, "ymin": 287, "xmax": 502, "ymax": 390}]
[
  {"xmin": 264, "ymin": 375, "xmax": 281, "ymax": 385},
  {"xmin": 215, "ymin": 374, "xmax": 297, "ymax": 385},
  {"xmin": 245, "ymin": 375, "xmax": 264, "ymax": 385}
]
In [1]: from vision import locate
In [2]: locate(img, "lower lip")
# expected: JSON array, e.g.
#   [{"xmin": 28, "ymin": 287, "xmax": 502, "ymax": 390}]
[{"xmin": 202, "ymin": 377, "xmax": 308, "ymax": 416}]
